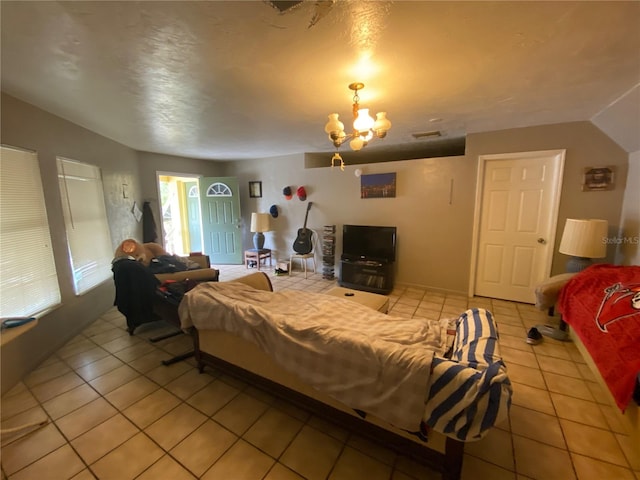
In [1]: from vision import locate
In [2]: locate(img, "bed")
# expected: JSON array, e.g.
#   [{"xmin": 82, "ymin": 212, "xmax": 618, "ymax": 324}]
[
  {"xmin": 178, "ymin": 273, "xmax": 512, "ymax": 480},
  {"xmin": 557, "ymin": 264, "xmax": 640, "ymax": 445}
]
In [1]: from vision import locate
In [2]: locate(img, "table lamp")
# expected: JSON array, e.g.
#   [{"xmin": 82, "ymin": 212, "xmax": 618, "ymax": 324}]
[
  {"xmin": 558, "ymin": 218, "xmax": 608, "ymax": 273},
  {"xmin": 250, "ymin": 213, "xmax": 270, "ymax": 250}
]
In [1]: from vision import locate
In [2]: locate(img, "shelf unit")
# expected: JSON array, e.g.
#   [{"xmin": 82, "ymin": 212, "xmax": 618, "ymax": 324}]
[
  {"xmin": 338, "ymin": 259, "xmax": 394, "ymax": 295},
  {"xmin": 321, "ymin": 225, "xmax": 336, "ymax": 280}
]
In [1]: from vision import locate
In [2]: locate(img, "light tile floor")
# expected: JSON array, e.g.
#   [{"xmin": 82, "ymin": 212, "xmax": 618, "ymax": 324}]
[{"xmin": 1, "ymin": 264, "xmax": 638, "ymax": 480}]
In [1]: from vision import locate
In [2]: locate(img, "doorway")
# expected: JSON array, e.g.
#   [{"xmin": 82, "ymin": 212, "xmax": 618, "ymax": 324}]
[
  {"xmin": 157, "ymin": 174, "xmax": 201, "ymax": 256},
  {"xmin": 157, "ymin": 174, "xmax": 243, "ymax": 263},
  {"xmin": 470, "ymin": 150, "xmax": 565, "ymax": 303}
]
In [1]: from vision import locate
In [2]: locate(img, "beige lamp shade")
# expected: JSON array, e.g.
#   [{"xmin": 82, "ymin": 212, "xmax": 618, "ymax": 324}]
[
  {"xmin": 250, "ymin": 213, "xmax": 271, "ymax": 233},
  {"xmin": 559, "ymin": 219, "xmax": 608, "ymax": 258}
]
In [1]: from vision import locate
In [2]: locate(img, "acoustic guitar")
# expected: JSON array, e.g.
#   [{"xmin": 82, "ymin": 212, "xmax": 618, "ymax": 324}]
[{"xmin": 293, "ymin": 202, "xmax": 313, "ymax": 254}]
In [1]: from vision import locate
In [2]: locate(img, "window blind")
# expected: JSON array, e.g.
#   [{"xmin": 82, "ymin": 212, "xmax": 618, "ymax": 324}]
[
  {"xmin": 0, "ymin": 146, "xmax": 61, "ymax": 317},
  {"xmin": 57, "ymin": 157, "xmax": 113, "ymax": 295}
]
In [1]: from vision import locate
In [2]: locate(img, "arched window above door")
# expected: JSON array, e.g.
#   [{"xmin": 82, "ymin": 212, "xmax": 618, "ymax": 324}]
[{"xmin": 205, "ymin": 182, "xmax": 232, "ymax": 197}]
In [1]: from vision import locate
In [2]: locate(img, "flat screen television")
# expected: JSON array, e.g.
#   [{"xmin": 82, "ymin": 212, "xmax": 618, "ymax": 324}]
[{"xmin": 341, "ymin": 225, "xmax": 397, "ymax": 263}]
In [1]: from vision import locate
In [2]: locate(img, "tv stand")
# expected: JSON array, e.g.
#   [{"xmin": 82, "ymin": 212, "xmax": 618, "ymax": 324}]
[{"xmin": 338, "ymin": 259, "xmax": 394, "ymax": 295}]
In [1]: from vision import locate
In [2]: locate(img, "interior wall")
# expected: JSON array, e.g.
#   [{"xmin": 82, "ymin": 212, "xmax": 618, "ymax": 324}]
[
  {"xmin": 0, "ymin": 93, "xmax": 141, "ymax": 394},
  {"xmin": 221, "ymin": 154, "xmax": 475, "ymax": 292},
  {"xmin": 224, "ymin": 121, "xmax": 630, "ymax": 292},
  {"xmin": 466, "ymin": 121, "xmax": 629, "ymax": 276},
  {"xmin": 616, "ymin": 150, "xmax": 640, "ymax": 265},
  {"xmin": 136, "ymin": 151, "xmax": 225, "ymax": 248}
]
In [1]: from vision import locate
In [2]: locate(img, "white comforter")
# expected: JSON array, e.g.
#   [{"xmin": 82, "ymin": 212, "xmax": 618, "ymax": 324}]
[{"xmin": 179, "ymin": 282, "xmax": 451, "ymax": 431}]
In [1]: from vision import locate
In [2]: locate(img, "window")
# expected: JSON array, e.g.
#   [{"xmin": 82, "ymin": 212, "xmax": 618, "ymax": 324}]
[
  {"xmin": 0, "ymin": 146, "xmax": 61, "ymax": 317},
  {"xmin": 206, "ymin": 182, "xmax": 232, "ymax": 197},
  {"xmin": 57, "ymin": 157, "xmax": 113, "ymax": 295}
]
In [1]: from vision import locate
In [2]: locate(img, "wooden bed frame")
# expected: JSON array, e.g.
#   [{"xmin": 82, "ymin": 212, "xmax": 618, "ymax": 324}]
[
  {"xmin": 191, "ymin": 328, "xmax": 465, "ymax": 480},
  {"xmin": 569, "ymin": 330, "xmax": 640, "ymax": 450}
]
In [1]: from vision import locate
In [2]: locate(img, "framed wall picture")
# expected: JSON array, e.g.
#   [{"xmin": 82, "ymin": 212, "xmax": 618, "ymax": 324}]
[
  {"xmin": 249, "ymin": 181, "xmax": 262, "ymax": 198},
  {"xmin": 582, "ymin": 166, "xmax": 615, "ymax": 191},
  {"xmin": 360, "ymin": 172, "xmax": 397, "ymax": 198}
]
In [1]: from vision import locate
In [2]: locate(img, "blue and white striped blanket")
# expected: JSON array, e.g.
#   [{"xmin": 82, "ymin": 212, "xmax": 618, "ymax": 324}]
[{"xmin": 423, "ymin": 308, "xmax": 512, "ymax": 441}]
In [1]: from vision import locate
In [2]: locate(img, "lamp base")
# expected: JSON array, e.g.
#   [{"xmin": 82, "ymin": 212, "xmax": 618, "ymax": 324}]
[
  {"xmin": 253, "ymin": 232, "xmax": 265, "ymax": 250},
  {"xmin": 565, "ymin": 256, "xmax": 592, "ymax": 273}
]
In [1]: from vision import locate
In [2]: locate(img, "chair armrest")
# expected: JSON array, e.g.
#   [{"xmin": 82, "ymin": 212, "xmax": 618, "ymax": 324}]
[
  {"xmin": 155, "ymin": 268, "xmax": 219, "ymax": 283},
  {"xmin": 186, "ymin": 254, "xmax": 210, "ymax": 269},
  {"xmin": 534, "ymin": 273, "xmax": 577, "ymax": 311},
  {"xmin": 229, "ymin": 272, "xmax": 273, "ymax": 292}
]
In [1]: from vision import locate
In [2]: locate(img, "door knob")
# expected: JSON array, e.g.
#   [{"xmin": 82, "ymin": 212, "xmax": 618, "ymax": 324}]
[{"xmin": 537, "ymin": 238, "xmax": 546, "ymax": 244}]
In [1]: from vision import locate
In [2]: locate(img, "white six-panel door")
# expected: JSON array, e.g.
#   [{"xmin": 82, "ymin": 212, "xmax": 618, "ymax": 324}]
[{"xmin": 472, "ymin": 150, "xmax": 565, "ymax": 303}]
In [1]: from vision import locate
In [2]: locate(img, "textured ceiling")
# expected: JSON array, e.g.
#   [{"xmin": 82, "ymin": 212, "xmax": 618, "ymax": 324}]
[{"xmin": 1, "ymin": 1, "xmax": 639, "ymax": 160}]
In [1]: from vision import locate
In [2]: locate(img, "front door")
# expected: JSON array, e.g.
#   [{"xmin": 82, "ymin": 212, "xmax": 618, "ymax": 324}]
[
  {"xmin": 199, "ymin": 177, "xmax": 242, "ymax": 264},
  {"xmin": 473, "ymin": 150, "xmax": 565, "ymax": 303},
  {"xmin": 185, "ymin": 181, "xmax": 202, "ymax": 254}
]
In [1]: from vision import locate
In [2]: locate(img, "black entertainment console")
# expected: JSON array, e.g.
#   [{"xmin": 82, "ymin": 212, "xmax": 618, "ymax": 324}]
[
  {"xmin": 339, "ymin": 258, "xmax": 395, "ymax": 295},
  {"xmin": 338, "ymin": 224, "xmax": 396, "ymax": 295}
]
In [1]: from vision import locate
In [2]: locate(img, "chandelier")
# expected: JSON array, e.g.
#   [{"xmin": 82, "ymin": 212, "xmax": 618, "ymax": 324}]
[{"xmin": 324, "ymin": 82, "xmax": 392, "ymax": 152}]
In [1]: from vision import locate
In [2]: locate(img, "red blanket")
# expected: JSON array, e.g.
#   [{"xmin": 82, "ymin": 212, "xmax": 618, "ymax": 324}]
[{"xmin": 558, "ymin": 264, "xmax": 640, "ymax": 411}]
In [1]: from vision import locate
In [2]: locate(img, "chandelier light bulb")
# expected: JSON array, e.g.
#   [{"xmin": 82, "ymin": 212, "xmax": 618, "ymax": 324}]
[
  {"xmin": 350, "ymin": 136, "xmax": 364, "ymax": 151},
  {"xmin": 373, "ymin": 112, "xmax": 391, "ymax": 138},
  {"xmin": 353, "ymin": 108, "xmax": 375, "ymax": 132},
  {"xmin": 324, "ymin": 113, "xmax": 344, "ymax": 135}
]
